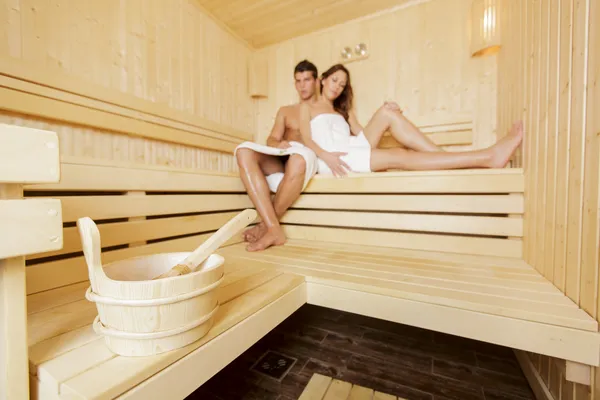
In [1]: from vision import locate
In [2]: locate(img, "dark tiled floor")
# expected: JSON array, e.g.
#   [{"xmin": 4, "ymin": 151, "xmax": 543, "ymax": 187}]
[{"xmin": 187, "ymin": 305, "xmax": 535, "ymax": 400}]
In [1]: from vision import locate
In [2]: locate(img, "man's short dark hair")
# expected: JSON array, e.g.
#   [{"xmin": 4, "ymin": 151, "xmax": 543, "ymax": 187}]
[{"xmin": 294, "ymin": 59, "xmax": 318, "ymax": 79}]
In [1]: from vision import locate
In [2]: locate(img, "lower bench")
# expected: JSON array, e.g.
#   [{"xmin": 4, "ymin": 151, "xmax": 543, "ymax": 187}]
[
  {"xmin": 28, "ymin": 239, "xmax": 600, "ymax": 400},
  {"xmin": 28, "ymin": 265, "xmax": 305, "ymax": 400}
]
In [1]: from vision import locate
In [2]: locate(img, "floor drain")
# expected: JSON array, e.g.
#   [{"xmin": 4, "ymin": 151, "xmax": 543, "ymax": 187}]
[{"xmin": 250, "ymin": 350, "xmax": 297, "ymax": 381}]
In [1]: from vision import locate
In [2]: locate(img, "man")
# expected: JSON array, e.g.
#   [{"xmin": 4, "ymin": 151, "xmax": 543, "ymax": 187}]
[{"xmin": 234, "ymin": 60, "xmax": 320, "ymax": 252}]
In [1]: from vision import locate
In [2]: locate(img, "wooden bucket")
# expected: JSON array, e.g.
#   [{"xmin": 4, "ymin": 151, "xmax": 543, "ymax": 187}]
[{"xmin": 84, "ymin": 251, "xmax": 224, "ymax": 357}]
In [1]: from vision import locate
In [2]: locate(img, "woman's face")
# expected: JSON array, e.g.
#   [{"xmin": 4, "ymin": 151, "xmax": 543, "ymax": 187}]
[{"xmin": 322, "ymin": 70, "xmax": 348, "ymax": 101}]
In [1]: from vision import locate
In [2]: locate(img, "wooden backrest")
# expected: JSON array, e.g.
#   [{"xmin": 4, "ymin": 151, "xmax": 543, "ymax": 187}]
[
  {"xmin": 283, "ymin": 168, "xmax": 525, "ymax": 258},
  {"xmin": 24, "ymin": 158, "xmax": 250, "ymax": 296}
]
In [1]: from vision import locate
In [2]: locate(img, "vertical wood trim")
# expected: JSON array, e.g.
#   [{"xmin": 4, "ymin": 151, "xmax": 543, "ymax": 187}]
[
  {"xmin": 544, "ymin": 0, "xmax": 561, "ymax": 282},
  {"xmin": 564, "ymin": 0, "xmax": 588, "ymax": 303},
  {"xmin": 535, "ymin": 0, "xmax": 551, "ymax": 277},
  {"xmin": 553, "ymin": 0, "xmax": 575, "ymax": 293}
]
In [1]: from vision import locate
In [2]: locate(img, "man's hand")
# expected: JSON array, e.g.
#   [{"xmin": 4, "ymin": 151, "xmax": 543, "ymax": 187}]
[
  {"xmin": 320, "ymin": 151, "xmax": 351, "ymax": 177},
  {"xmin": 384, "ymin": 101, "xmax": 403, "ymax": 113},
  {"xmin": 276, "ymin": 140, "xmax": 291, "ymax": 149}
]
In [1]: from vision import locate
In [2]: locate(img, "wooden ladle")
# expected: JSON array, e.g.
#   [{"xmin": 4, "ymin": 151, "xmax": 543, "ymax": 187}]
[{"xmin": 152, "ymin": 208, "xmax": 257, "ymax": 280}]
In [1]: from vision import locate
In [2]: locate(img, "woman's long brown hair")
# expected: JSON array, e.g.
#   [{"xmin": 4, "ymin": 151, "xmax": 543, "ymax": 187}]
[{"xmin": 320, "ymin": 64, "xmax": 353, "ymax": 121}]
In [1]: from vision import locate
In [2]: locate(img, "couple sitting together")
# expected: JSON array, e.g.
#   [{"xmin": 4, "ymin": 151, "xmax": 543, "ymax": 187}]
[{"xmin": 235, "ymin": 60, "xmax": 523, "ymax": 252}]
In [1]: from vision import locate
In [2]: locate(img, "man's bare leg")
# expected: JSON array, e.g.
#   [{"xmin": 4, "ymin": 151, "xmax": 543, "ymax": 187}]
[
  {"xmin": 247, "ymin": 154, "xmax": 306, "ymax": 251},
  {"xmin": 363, "ymin": 105, "xmax": 441, "ymax": 152},
  {"xmin": 236, "ymin": 148, "xmax": 286, "ymax": 251}
]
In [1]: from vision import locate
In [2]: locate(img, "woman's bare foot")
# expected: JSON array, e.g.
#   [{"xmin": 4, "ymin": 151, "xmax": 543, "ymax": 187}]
[
  {"xmin": 243, "ymin": 223, "xmax": 267, "ymax": 243},
  {"xmin": 246, "ymin": 226, "xmax": 286, "ymax": 252},
  {"xmin": 486, "ymin": 121, "xmax": 524, "ymax": 168}
]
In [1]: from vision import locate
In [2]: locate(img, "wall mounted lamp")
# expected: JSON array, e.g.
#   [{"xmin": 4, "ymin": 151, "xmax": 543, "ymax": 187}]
[
  {"xmin": 470, "ymin": 0, "xmax": 501, "ymax": 57},
  {"xmin": 340, "ymin": 43, "xmax": 369, "ymax": 63}
]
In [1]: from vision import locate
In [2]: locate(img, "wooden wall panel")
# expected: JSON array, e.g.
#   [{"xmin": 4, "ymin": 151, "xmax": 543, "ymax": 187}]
[
  {"xmin": 497, "ymin": 0, "xmax": 599, "ymax": 398},
  {"xmin": 253, "ymin": 0, "xmax": 497, "ymax": 149},
  {"xmin": 0, "ymin": 0, "xmax": 255, "ymax": 133},
  {"xmin": 0, "ymin": 0, "xmax": 255, "ymax": 172}
]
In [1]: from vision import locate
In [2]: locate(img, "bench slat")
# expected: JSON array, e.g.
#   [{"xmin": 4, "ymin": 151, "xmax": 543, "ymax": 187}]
[
  {"xmin": 29, "ymin": 325, "xmax": 99, "ymax": 372},
  {"xmin": 25, "ymin": 162, "xmax": 245, "ymax": 192},
  {"xmin": 38, "ymin": 338, "xmax": 116, "ymax": 394},
  {"xmin": 285, "ymin": 239, "xmax": 532, "ymax": 268},
  {"xmin": 304, "ymin": 169, "xmax": 524, "ymax": 194},
  {"xmin": 30, "ymin": 211, "xmax": 251, "ymax": 260},
  {"xmin": 282, "ymin": 241, "xmax": 532, "ymax": 270},
  {"xmin": 54, "ymin": 194, "xmax": 252, "ymax": 223},
  {"xmin": 27, "ymin": 282, "xmax": 89, "ymax": 315},
  {"xmin": 28, "ymin": 299, "xmax": 97, "ymax": 347},
  {"xmin": 284, "ymin": 225, "xmax": 522, "ymax": 258},
  {"xmin": 292, "ymin": 194, "xmax": 524, "ymax": 214},
  {"xmin": 281, "ymin": 210, "xmax": 523, "ymax": 237}
]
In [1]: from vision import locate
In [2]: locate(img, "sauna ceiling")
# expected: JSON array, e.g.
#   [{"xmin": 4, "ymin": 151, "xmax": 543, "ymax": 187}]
[{"xmin": 196, "ymin": 0, "xmax": 413, "ymax": 48}]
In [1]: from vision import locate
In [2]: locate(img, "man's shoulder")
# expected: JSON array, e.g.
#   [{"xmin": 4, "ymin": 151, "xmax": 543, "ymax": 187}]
[{"xmin": 278, "ymin": 104, "xmax": 301, "ymax": 114}]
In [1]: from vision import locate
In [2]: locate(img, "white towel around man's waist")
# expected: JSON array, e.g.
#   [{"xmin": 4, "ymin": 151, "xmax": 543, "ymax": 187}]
[{"xmin": 234, "ymin": 141, "xmax": 318, "ymax": 193}]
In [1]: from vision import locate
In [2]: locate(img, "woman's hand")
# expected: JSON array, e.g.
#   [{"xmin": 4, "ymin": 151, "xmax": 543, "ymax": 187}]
[
  {"xmin": 320, "ymin": 151, "xmax": 351, "ymax": 177},
  {"xmin": 384, "ymin": 101, "xmax": 403, "ymax": 113}
]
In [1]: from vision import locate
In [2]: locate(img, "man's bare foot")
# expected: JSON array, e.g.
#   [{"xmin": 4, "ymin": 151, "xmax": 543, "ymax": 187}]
[
  {"xmin": 242, "ymin": 223, "xmax": 267, "ymax": 243},
  {"xmin": 246, "ymin": 226, "xmax": 286, "ymax": 252},
  {"xmin": 486, "ymin": 120, "xmax": 524, "ymax": 168}
]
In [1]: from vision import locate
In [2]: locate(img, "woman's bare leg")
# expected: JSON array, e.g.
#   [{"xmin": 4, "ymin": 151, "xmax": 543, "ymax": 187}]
[
  {"xmin": 363, "ymin": 105, "xmax": 441, "ymax": 152},
  {"xmin": 370, "ymin": 121, "xmax": 524, "ymax": 171}
]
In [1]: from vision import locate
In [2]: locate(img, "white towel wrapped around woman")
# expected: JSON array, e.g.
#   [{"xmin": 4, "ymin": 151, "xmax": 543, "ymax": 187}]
[{"xmin": 234, "ymin": 141, "xmax": 319, "ymax": 193}]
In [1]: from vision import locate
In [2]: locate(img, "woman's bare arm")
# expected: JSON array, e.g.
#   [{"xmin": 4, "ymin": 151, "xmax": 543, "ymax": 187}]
[{"xmin": 348, "ymin": 110, "xmax": 364, "ymax": 136}]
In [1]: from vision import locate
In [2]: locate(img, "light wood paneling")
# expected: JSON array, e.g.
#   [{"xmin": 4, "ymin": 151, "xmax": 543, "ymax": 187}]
[
  {"xmin": 253, "ymin": 0, "xmax": 497, "ymax": 149},
  {"xmin": 0, "ymin": 0, "xmax": 255, "ymax": 133},
  {"xmin": 195, "ymin": 0, "xmax": 415, "ymax": 48},
  {"xmin": 0, "ymin": 0, "xmax": 256, "ymax": 173},
  {"xmin": 498, "ymin": 0, "xmax": 599, "ymax": 397},
  {"xmin": 0, "ymin": 113, "xmax": 239, "ymax": 173}
]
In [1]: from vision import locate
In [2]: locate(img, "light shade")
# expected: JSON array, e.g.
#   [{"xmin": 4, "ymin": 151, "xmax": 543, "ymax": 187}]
[{"xmin": 470, "ymin": 0, "xmax": 501, "ymax": 57}]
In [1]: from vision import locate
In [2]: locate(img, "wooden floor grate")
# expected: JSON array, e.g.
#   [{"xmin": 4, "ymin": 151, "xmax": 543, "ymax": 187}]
[{"xmin": 299, "ymin": 373, "xmax": 406, "ymax": 400}]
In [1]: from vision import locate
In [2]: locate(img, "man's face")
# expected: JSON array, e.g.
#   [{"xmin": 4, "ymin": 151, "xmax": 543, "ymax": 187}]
[{"xmin": 294, "ymin": 71, "xmax": 317, "ymax": 100}]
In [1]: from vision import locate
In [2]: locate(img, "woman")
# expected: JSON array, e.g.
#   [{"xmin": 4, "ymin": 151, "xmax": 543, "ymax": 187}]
[{"xmin": 299, "ymin": 64, "xmax": 523, "ymax": 177}]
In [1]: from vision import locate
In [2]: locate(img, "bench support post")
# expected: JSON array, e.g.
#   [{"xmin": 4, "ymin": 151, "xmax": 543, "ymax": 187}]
[{"xmin": 0, "ymin": 185, "xmax": 29, "ymax": 400}]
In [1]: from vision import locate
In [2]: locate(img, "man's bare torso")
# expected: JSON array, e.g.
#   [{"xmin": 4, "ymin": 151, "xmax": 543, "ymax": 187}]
[{"xmin": 280, "ymin": 104, "xmax": 303, "ymax": 143}]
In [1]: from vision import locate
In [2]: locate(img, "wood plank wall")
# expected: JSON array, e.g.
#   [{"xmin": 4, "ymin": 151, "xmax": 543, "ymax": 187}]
[
  {"xmin": 497, "ymin": 0, "xmax": 599, "ymax": 398},
  {"xmin": 252, "ymin": 0, "xmax": 499, "ymax": 150},
  {"xmin": 0, "ymin": 0, "xmax": 256, "ymax": 172}
]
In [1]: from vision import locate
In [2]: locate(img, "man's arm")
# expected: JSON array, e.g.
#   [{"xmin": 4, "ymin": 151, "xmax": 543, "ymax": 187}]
[{"xmin": 266, "ymin": 108, "xmax": 288, "ymax": 148}]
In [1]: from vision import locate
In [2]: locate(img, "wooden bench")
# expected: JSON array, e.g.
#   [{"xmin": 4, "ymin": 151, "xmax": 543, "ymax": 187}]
[{"xmin": 20, "ymin": 152, "xmax": 600, "ymax": 398}]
